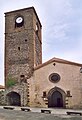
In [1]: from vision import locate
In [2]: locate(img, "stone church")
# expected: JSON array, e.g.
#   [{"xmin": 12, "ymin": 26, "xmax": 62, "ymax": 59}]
[{"xmin": 5, "ymin": 7, "xmax": 82, "ymax": 108}]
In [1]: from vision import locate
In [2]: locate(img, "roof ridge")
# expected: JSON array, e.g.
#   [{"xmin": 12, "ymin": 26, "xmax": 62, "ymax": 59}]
[
  {"xmin": 34, "ymin": 57, "xmax": 82, "ymax": 70},
  {"xmin": 0, "ymin": 85, "xmax": 5, "ymax": 89}
]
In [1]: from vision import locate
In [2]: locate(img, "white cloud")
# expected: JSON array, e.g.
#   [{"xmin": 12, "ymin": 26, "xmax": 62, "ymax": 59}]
[{"xmin": 42, "ymin": 0, "xmax": 82, "ymax": 64}]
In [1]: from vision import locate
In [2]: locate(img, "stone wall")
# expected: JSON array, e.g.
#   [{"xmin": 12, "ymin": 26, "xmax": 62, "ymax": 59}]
[
  {"xmin": 0, "ymin": 91, "xmax": 5, "ymax": 105},
  {"xmin": 5, "ymin": 82, "xmax": 28, "ymax": 106},
  {"xmin": 5, "ymin": 7, "xmax": 42, "ymax": 88}
]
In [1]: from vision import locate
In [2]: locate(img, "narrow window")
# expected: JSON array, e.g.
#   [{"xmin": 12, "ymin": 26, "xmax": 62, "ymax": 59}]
[
  {"xmin": 43, "ymin": 91, "xmax": 46, "ymax": 98},
  {"xmin": 36, "ymin": 23, "xmax": 39, "ymax": 36},
  {"xmin": 36, "ymin": 23, "xmax": 39, "ymax": 31},
  {"xmin": 18, "ymin": 47, "xmax": 20, "ymax": 51},
  {"xmin": 25, "ymin": 39, "xmax": 27, "ymax": 42},
  {"xmin": 67, "ymin": 91, "xmax": 70, "ymax": 97},
  {"xmin": 20, "ymin": 75, "xmax": 25, "ymax": 78}
]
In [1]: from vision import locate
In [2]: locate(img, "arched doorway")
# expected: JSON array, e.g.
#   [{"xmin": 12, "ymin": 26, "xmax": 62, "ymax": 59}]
[
  {"xmin": 6, "ymin": 92, "xmax": 21, "ymax": 106},
  {"xmin": 48, "ymin": 87, "xmax": 66, "ymax": 108}
]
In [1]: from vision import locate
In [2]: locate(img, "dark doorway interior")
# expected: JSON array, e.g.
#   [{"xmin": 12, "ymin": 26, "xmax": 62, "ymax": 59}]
[
  {"xmin": 48, "ymin": 91, "xmax": 63, "ymax": 108},
  {"xmin": 7, "ymin": 92, "xmax": 21, "ymax": 106}
]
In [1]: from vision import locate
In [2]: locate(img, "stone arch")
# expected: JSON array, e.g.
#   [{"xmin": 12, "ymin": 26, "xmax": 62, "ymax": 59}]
[
  {"xmin": 6, "ymin": 91, "xmax": 21, "ymax": 106},
  {"xmin": 48, "ymin": 87, "xmax": 66, "ymax": 108}
]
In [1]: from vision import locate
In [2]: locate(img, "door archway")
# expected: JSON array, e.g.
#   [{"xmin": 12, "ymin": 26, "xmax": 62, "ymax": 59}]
[
  {"xmin": 48, "ymin": 87, "xmax": 66, "ymax": 108},
  {"xmin": 6, "ymin": 92, "xmax": 21, "ymax": 106}
]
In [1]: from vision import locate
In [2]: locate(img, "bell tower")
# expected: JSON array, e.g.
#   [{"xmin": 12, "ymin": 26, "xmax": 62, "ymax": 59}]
[{"xmin": 5, "ymin": 7, "xmax": 42, "ymax": 87}]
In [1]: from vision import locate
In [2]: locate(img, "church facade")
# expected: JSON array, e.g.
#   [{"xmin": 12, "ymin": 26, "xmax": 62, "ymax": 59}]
[{"xmin": 5, "ymin": 7, "xmax": 82, "ymax": 108}]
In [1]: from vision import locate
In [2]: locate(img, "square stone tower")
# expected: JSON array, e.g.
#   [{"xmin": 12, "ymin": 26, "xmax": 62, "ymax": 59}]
[{"xmin": 5, "ymin": 7, "xmax": 42, "ymax": 87}]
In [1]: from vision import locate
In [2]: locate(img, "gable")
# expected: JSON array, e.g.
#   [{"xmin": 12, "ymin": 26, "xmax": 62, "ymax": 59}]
[{"xmin": 34, "ymin": 57, "xmax": 82, "ymax": 71}]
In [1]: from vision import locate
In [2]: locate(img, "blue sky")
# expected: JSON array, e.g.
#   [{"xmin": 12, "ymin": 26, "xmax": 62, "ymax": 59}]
[{"xmin": 0, "ymin": 0, "xmax": 82, "ymax": 85}]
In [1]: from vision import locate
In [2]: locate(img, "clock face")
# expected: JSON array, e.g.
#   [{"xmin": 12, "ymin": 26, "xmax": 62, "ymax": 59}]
[{"xmin": 16, "ymin": 17, "xmax": 23, "ymax": 24}]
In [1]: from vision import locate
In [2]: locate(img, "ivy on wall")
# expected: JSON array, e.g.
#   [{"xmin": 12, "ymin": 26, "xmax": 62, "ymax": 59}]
[{"xmin": 6, "ymin": 76, "xmax": 17, "ymax": 88}]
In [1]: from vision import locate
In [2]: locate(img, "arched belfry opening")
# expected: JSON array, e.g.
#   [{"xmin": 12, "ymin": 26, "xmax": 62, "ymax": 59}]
[
  {"xmin": 6, "ymin": 92, "xmax": 21, "ymax": 106},
  {"xmin": 48, "ymin": 87, "xmax": 66, "ymax": 108}
]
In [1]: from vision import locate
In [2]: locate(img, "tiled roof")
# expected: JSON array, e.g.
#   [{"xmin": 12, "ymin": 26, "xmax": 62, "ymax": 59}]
[
  {"xmin": 34, "ymin": 57, "xmax": 82, "ymax": 70},
  {"xmin": 0, "ymin": 85, "xmax": 5, "ymax": 89}
]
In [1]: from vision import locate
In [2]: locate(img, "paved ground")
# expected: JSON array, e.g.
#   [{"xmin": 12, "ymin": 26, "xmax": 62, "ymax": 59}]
[{"xmin": 0, "ymin": 106, "xmax": 82, "ymax": 120}]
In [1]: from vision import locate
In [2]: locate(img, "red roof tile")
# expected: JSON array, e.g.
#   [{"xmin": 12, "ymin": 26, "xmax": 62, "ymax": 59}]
[{"xmin": 0, "ymin": 85, "xmax": 5, "ymax": 89}]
